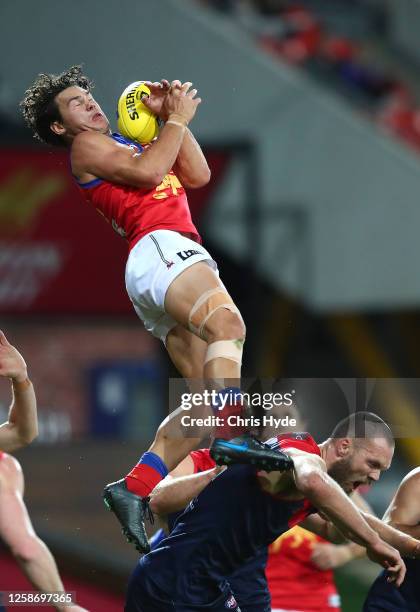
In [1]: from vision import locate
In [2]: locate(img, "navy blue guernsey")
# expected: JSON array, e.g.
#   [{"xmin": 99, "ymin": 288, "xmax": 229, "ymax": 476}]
[
  {"xmin": 364, "ymin": 558, "xmax": 420, "ymax": 611},
  {"xmin": 149, "ymin": 517, "xmax": 269, "ymax": 610},
  {"xmin": 148, "ymin": 446, "xmax": 270, "ymax": 611},
  {"xmin": 131, "ymin": 434, "xmax": 318, "ymax": 608}
]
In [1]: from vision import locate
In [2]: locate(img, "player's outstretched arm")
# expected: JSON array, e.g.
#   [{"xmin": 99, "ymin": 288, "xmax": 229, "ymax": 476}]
[
  {"xmin": 285, "ymin": 449, "xmax": 406, "ymax": 585},
  {"xmin": 291, "ymin": 452, "xmax": 376, "ymax": 546},
  {"xmin": 0, "ymin": 455, "xmax": 88, "ymax": 612},
  {"xmin": 360, "ymin": 511, "xmax": 420, "ymax": 559},
  {"xmin": 149, "ymin": 454, "xmax": 224, "ymax": 516},
  {"xmin": 0, "ymin": 331, "xmax": 38, "ymax": 452},
  {"xmin": 310, "ymin": 490, "xmax": 372, "ymax": 569}
]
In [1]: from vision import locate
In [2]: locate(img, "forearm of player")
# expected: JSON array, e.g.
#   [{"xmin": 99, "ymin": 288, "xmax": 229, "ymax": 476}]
[
  {"xmin": 347, "ymin": 542, "xmax": 367, "ymax": 559},
  {"xmin": 149, "ymin": 468, "xmax": 218, "ymax": 516},
  {"xmin": 362, "ymin": 512, "xmax": 420, "ymax": 558},
  {"xmin": 387, "ymin": 523, "xmax": 420, "ymax": 541},
  {"xmin": 138, "ymin": 119, "xmax": 189, "ymax": 185},
  {"xmin": 15, "ymin": 538, "xmax": 79, "ymax": 611},
  {"xmin": 311, "ymin": 541, "xmax": 366, "ymax": 570},
  {"xmin": 322, "ymin": 524, "xmax": 367, "ymax": 555},
  {"xmin": 15, "ymin": 536, "xmax": 65, "ymax": 593},
  {"xmin": 297, "ymin": 468, "xmax": 380, "ymax": 548},
  {"xmin": 0, "ymin": 487, "xmax": 67, "ymax": 611},
  {"xmin": 172, "ymin": 128, "xmax": 211, "ymax": 188},
  {"xmin": 0, "ymin": 379, "xmax": 38, "ymax": 451}
]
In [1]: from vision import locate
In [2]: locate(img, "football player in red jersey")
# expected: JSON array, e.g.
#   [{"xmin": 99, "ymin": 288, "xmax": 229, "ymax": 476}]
[
  {"xmin": 20, "ymin": 67, "xmax": 285, "ymax": 553},
  {"xmin": 266, "ymin": 522, "xmax": 365, "ymax": 612}
]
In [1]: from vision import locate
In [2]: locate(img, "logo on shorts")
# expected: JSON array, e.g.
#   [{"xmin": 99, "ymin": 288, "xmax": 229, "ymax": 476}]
[
  {"xmin": 225, "ymin": 595, "xmax": 238, "ymax": 609},
  {"xmin": 177, "ymin": 249, "xmax": 202, "ymax": 261}
]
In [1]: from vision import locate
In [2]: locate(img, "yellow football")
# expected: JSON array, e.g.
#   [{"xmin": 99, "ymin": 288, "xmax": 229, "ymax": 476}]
[{"xmin": 116, "ymin": 81, "xmax": 159, "ymax": 144}]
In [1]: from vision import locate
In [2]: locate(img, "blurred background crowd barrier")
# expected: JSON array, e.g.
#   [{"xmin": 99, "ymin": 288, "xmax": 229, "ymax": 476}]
[{"xmin": 1, "ymin": 0, "xmax": 420, "ymax": 609}]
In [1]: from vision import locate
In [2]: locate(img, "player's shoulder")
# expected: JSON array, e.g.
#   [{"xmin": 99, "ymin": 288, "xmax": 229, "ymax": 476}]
[
  {"xmin": 71, "ymin": 131, "xmax": 117, "ymax": 178},
  {"xmin": 400, "ymin": 467, "xmax": 420, "ymax": 492},
  {"xmin": 267, "ymin": 432, "xmax": 320, "ymax": 456},
  {"xmin": 71, "ymin": 130, "xmax": 113, "ymax": 154}
]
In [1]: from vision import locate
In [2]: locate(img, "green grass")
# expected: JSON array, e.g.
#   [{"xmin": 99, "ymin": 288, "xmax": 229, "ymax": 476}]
[{"xmin": 335, "ymin": 568, "xmax": 370, "ymax": 612}]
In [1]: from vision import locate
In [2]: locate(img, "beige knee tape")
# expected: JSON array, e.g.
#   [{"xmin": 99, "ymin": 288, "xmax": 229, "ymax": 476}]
[
  {"xmin": 188, "ymin": 288, "xmax": 239, "ymax": 339},
  {"xmin": 204, "ymin": 339, "xmax": 243, "ymax": 365}
]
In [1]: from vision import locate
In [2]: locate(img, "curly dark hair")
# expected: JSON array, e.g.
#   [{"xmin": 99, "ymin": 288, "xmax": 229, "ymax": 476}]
[{"xmin": 20, "ymin": 65, "xmax": 93, "ymax": 147}]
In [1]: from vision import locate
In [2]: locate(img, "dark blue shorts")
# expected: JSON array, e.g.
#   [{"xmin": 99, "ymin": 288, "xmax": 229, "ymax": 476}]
[
  {"xmin": 363, "ymin": 574, "xmax": 415, "ymax": 612},
  {"xmin": 125, "ymin": 568, "xmax": 241, "ymax": 611}
]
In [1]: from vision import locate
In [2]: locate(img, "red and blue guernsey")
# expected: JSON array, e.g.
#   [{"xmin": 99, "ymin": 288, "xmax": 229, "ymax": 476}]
[
  {"xmin": 75, "ymin": 133, "xmax": 201, "ymax": 250},
  {"xmin": 125, "ymin": 433, "xmax": 320, "ymax": 612}
]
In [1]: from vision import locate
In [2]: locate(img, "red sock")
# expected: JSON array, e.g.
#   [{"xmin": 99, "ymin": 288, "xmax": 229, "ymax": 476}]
[{"xmin": 125, "ymin": 464, "xmax": 164, "ymax": 498}]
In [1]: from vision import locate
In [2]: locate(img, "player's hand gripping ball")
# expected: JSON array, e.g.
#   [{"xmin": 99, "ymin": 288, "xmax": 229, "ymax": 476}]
[{"xmin": 117, "ymin": 81, "xmax": 159, "ymax": 144}]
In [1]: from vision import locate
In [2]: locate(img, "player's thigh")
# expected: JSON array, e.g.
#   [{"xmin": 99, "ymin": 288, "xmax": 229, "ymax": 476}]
[
  {"xmin": 164, "ymin": 261, "xmax": 225, "ymax": 327},
  {"xmin": 166, "ymin": 325, "xmax": 207, "ymax": 379}
]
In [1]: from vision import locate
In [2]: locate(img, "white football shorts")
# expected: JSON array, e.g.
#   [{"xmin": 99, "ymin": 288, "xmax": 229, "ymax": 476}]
[{"xmin": 125, "ymin": 229, "xmax": 218, "ymax": 342}]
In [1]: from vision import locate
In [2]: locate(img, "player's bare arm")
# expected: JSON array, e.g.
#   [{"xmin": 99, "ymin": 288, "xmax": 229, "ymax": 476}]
[
  {"xmin": 167, "ymin": 82, "xmax": 210, "ymax": 188},
  {"xmin": 310, "ymin": 489, "xmax": 372, "ymax": 569},
  {"xmin": 382, "ymin": 467, "xmax": 420, "ymax": 540},
  {"xmin": 149, "ymin": 455, "xmax": 225, "ymax": 517},
  {"xmin": 258, "ymin": 447, "xmax": 406, "ymax": 584},
  {"xmin": 172, "ymin": 126, "xmax": 211, "ymax": 188},
  {"xmin": 0, "ymin": 455, "xmax": 87, "ymax": 612},
  {"xmin": 312, "ymin": 461, "xmax": 420, "ymax": 559},
  {"xmin": 361, "ymin": 511, "xmax": 420, "ymax": 558},
  {"xmin": 311, "ymin": 540, "xmax": 366, "ymax": 570},
  {"xmin": 71, "ymin": 84, "xmax": 201, "ymax": 189},
  {"xmin": 150, "ymin": 466, "xmax": 223, "ymax": 517},
  {"xmin": 257, "ymin": 448, "xmax": 377, "ymax": 545},
  {"xmin": 143, "ymin": 79, "xmax": 210, "ymax": 188},
  {"xmin": 0, "ymin": 331, "xmax": 38, "ymax": 452},
  {"xmin": 304, "ymin": 510, "xmax": 420, "ymax": 558}
]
